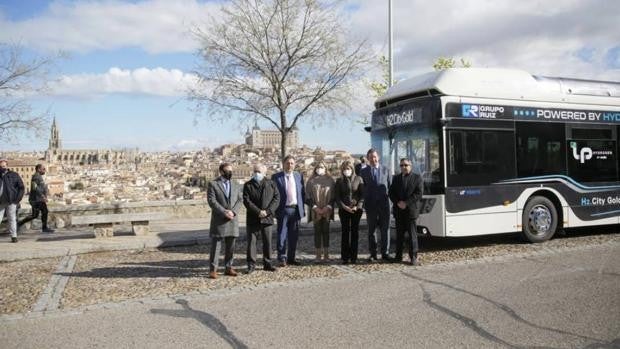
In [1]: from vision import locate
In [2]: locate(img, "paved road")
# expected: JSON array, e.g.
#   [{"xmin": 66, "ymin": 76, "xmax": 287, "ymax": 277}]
[{"xmin": 1, "ymin": 243, "xmax": 619, "ymax": 349}]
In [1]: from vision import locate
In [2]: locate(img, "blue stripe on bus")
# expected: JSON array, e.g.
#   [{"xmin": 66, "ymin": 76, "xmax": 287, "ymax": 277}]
[
  {"xmin": 591, "ymin": 209, "xmax": 620, "ymax": 217},
  {"xmin": 498, "ymin": 175, "xmax": 620, "ymax": 191}
]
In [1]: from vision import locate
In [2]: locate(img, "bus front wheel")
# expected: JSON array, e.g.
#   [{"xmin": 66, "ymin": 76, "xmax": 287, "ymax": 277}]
[{"xmin": 522, "ymin": 196, "xmax": 558, "ymax": 243}]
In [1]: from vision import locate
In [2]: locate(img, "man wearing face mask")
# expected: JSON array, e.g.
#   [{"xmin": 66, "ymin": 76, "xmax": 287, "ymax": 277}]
[
  {"xmin": 0, "ymin": 160, "xmax": 25, "ymax": 243},
  {"xmin": 207, "ymin": 163, "xmax": 243, "ymax": 279},
  {"xmin": 243, "ymin": 163, "xmax": 280, "ymax": 273}
]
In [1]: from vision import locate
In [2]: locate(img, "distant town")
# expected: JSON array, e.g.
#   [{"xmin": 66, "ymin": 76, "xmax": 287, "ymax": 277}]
[{"xmin": 1, "ymin": 119, "xmax": 359, "ymax": 205}]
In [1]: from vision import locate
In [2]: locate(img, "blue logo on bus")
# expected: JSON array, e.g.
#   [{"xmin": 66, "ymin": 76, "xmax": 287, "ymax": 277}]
[
  {"xmin": 462, "ymin": 104, "xmax": 478, "ymax": 117},
  {"xmin": 514, "ymin": 108, "xmax": 536, "ymax": 117}
]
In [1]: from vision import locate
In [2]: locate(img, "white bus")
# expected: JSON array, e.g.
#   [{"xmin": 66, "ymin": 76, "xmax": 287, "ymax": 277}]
[{"xmin": 371, "ymin": 68, "xmax": 620, "ymax": 242}]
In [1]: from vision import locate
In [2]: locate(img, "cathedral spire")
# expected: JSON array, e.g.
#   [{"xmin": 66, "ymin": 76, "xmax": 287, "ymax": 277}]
[{"xmin": 49, "ymin": 117, "xmax": 61, "ymax": 150}]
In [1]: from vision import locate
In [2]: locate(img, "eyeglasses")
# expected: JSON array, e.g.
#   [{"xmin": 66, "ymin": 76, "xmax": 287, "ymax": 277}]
[{"xmin": 400, "ymin": 164, "xmax": 410, "ymax": 167}]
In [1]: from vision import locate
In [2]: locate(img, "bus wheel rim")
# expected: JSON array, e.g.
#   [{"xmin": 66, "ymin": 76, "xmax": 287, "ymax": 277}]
[{"xmin": 528, "ymin": 204, "xmax": 552, "ymax": 235}]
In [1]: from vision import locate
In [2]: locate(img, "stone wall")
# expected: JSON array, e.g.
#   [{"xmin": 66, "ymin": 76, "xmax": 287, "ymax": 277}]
[{"xmin": 11, "ymin": 200, "xmax": 243, "ymax": 229}]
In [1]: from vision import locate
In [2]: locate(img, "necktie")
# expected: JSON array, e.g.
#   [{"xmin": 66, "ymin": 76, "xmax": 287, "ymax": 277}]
[{"xmin": 224, "ymin": 180, "xmax": 230, "ymax": 199}]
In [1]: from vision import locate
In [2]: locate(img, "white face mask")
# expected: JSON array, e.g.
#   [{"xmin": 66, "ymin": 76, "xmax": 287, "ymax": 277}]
[
  {"xmin": 343, "ymin": 169, "xmax": 352, "ymax": 177},
  {"xmin": 316, "ymin": 168, "xmax": 326, "ymax": 176}
]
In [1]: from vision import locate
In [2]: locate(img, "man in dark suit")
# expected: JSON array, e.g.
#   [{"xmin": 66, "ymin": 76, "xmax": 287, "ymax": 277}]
[
  {"xmin": 207, "ymin": 162, "xmax": 243, "ymax": 279},
  {"xmin": 354, "ymin": 156, "xmax": 367, "ymax": 176},
  {"xmin": 243, "ymin": 163, "xmax": 280, "ymax": 273},
  {"xmin": 389, "ymin": 158, "xmax": 423, "ymax": 266},
  {"xmin": 272, "ymin": 155, "xmax": 305, "ymax": 266},
  {"xmin": 359, "ymin": 148, "xmax": 392, "ymax": 261}
]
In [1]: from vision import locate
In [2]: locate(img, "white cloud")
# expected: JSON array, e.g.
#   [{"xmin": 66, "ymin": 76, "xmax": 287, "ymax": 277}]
[
  {"xmin": 0, "ymin": 0, "xmax": 219, "ymax": 53},
  {"xmin": 50, "ymin": 67, "xmax": 198, "ymax": 97},
  {"xmin": 347, "ymin": 0, "xmax": 620, "ymax": 81}
]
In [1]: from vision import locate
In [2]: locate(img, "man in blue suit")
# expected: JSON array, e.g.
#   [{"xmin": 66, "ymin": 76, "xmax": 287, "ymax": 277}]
[
  {"xmin": 272, "ymin": 155, "xmax": 305, "ymax": 266},
  {"xmin": 360, "ymin": 148, "xmax": 392, "ymax": 261}
]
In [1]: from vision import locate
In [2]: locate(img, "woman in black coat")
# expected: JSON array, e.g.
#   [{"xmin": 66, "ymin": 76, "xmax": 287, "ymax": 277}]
[{"xmin": 334, "ymin": 160, "xmax": 364, "ymax": 264}]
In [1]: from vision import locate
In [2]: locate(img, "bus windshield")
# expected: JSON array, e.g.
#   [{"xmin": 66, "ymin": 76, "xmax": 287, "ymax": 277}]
[{"xmin": 371, "ymin": 98, "xmax": 442, "ymax": 194}]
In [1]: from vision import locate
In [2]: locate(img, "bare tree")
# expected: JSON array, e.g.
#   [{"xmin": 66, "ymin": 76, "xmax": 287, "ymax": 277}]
[
  {"xmin": 188, "ymin": 0, "xmax": 370, "ymax": 160},
  {"xmin": 0, "ymin": 43, "xmax": 55, "ymax": 143},
  {"xmin": 433, "ymin": 56, "xmax": 472, "ymax": 71}
]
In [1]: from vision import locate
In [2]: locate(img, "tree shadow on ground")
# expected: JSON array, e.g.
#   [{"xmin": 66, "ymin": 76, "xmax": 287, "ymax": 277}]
[
  {"xmin": 403, "ymin": 272, "xmax": 614, "ymax": 349},
  {"xmin": 150, "ymin": 299, "xmax": 249, "ymax": 349}
]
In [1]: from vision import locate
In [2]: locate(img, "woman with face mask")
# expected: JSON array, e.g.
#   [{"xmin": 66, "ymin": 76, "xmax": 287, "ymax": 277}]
[
  {"xmin": 305, "ymin": 161, "xmax": 336, "ymax": 262},
  {"xmin": 335, "ymin": 160, "xmax": 364, "ymax": 264}
]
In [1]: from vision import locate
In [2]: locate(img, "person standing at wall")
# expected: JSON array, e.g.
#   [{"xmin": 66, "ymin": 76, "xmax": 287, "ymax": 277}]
[
  {"xmin": 272, "ymin": 155, "xmax": 305, "ymax": 267},
  {"xmin": 389, "ymin": 158, "xmax": 423, "ymax": 266},
  {"xmin": 305, "ymin": 161, "xmax": 335, "ymax": 262},
  {"xmin": 207, "ymin": 163, "xmax": 243, "ymax": 279},
  {"xmin": 243, "ymin": 163, "xmax": 279, "ymax": 273},
  {"xmin": 359, "ymin": 149, "xmax": 392, "ymax": 262},
  {"xmin": 335, "ymin": 160, "xmax": 364, "ymax": 264}
]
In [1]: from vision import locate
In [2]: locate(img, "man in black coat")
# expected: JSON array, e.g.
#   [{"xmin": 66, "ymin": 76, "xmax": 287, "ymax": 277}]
[
  {"xmin": 389, "ymin": 158, "xmax": 423, "ymax": 266},
  {"xmin": 0, "ymin": 159, "xmax": 25, "ymax": 243},
  {"xmin": 243, "ymin": 163, "xmax": 280, "ymax": 273}
]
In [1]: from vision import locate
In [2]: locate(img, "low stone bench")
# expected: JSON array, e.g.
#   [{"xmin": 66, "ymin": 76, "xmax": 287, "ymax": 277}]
[{"xmin": 71, "ymin": 212, "xmax": 170, "ymax": 238}]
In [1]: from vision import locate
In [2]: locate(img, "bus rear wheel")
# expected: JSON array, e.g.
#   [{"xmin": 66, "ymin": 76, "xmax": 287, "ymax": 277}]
[{"xmin": 522, "ymin": 196, "xmax": 558, "ymax": 243}]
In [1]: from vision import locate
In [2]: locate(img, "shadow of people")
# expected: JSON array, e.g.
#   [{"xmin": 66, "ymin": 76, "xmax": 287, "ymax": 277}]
[{"xmin": 151, "ymin": 299, "xmax": 248, "ymax": 349}]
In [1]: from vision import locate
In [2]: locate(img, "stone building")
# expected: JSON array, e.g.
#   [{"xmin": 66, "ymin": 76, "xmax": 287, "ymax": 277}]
[
  {"xmin": 245, "ymin": 121, "xmax": 298, "ymax": 149},
  {"xmin": 44, "ymin": 118, "xmax": 137, "ymax": 166}
]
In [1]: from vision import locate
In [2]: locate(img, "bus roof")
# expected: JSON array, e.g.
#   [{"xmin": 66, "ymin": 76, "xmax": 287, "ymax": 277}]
[{"xmin": 376, "ymin": 68, "xmax": 620, "ymax": 107}]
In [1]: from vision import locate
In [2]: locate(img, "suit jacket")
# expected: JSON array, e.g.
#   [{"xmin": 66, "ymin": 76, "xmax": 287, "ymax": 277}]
[
  {"xmin": 360, "ymin": 165, "xmax": 391, "ymax": 212},
  {"xmin": 207, "ymin": 176, "xmax": 242, "ymax": 238},
  {"xmin": 272, "ymin": 171, "xmax": 305, "ymax": 220},
  {"xmin": 243, "ymin": 178, "xmax": 280, "ymax": 227},
  {"xmin": 389, "ymin": 172, "xmax": 423, "ymax": 219}
]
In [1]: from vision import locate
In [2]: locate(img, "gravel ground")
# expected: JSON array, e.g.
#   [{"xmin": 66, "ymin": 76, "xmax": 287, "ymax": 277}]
[
  {"xmin": 1, "ymin": 225, "xmax": 618, "ymax": 314},
  {"xmin": 0, "ymin": 257, "xmax": 61, "ymax": 314},
  {"xmin": 61, "ymin": 246, "xmax": 342, "ymax": 309}
]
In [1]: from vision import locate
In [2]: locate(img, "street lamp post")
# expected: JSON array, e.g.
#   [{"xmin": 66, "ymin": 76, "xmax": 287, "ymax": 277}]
[{"xmin": 388, "ymin": 0, "xmax": 393, "ymax": 88}]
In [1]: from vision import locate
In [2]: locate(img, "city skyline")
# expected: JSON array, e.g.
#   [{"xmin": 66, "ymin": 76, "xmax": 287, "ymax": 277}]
[{"xmin": 1, "ymin": 0, "xmax": 619, "ymax": 153}]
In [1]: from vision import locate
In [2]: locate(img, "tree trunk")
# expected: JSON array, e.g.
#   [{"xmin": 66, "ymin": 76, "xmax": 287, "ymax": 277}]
[{"xmin": 280, "ymin": 129, "xmax": 288, "ymax": 161}]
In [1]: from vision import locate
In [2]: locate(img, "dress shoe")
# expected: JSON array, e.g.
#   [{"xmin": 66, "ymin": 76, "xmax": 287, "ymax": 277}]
[
  {"xmin": 208, "ymin": 271, "xmax": 218, "ymax": 279},
  {"xmin": 11, "ymin": 237, "xmax": 18, "ymax": 243},
  {"xmin": 42, "ymin": 228, "xmax": 55, "ymax": 234},
  {"xmin": 246, "ymin": 265, "xmax": 256, "ymax": 274},
  {"xmin": 225, "ymin": 268, "xmax": 238, "ymax": 276},
  {"xmin": 287, "ymin": 260, "xmax": 301, "ymax": 266},
  {"xmin": 382, "ymin": 254, "xmax": 393, "ymax": 262},
  {"xmin": 263, "ymin": 265, "xmax": 277, "ymax": 272},
  {"xmin": 342, "ymin": 260, "xmax": 349, "ymax": 265},
  {"xmin": 408, "ymin": 258, "xmax": 421, "ymax": 266}
]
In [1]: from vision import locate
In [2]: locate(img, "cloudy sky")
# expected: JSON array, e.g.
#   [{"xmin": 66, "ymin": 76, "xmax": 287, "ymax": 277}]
[{"xmin": 2, "ymin": 0, "xmax": 619, "ymax": 153}]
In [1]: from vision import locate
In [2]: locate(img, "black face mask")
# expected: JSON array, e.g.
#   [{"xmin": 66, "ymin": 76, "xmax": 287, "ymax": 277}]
[
  {"xmin": 222, "ymin": 170, "xmax": 233, "ymax": 180},
  {"xmin": 0, "ymin": 168, "xmax": 7, "ymax": 175}
]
